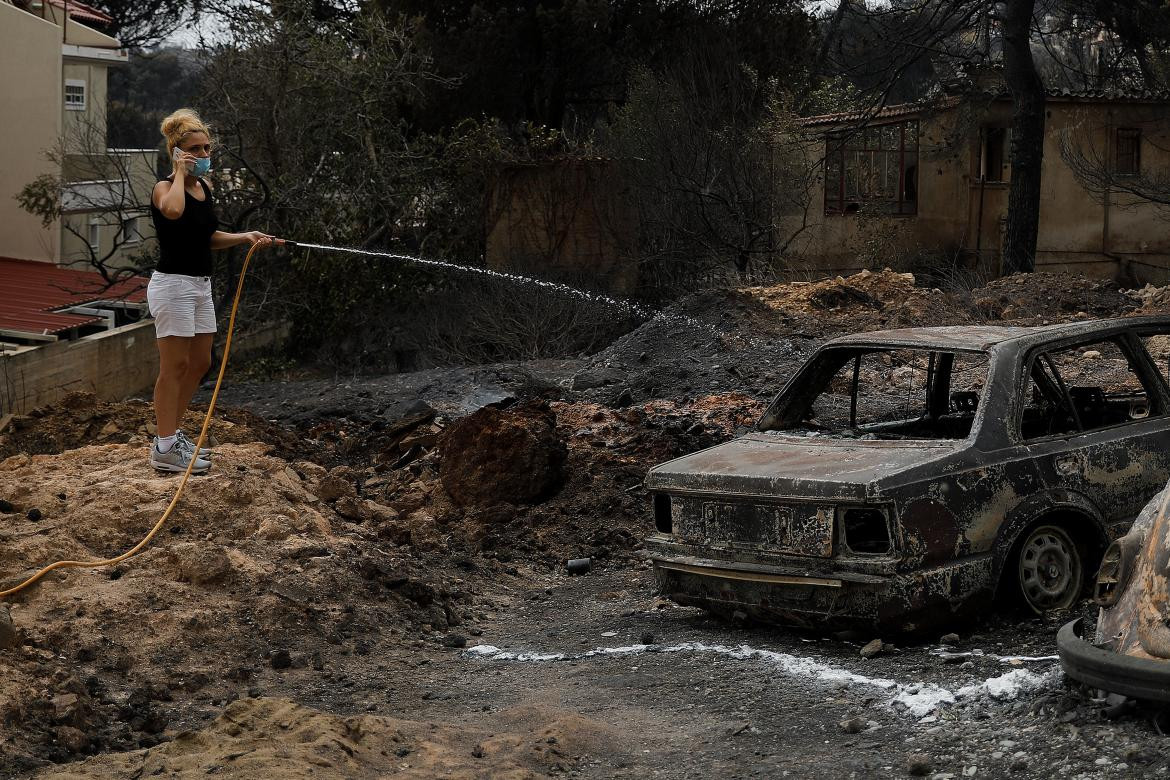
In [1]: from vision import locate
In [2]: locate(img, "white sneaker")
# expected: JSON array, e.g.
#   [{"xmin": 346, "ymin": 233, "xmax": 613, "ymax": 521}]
[
  {"xmin": 176, "ymin": 430, "xmax": 212, "ymax": 458},
  {"xmin": 150, "ymin": 439, "xmax": 211, "ymax": 473}
]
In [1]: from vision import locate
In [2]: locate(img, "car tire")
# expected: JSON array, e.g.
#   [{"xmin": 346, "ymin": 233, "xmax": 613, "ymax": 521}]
[{"xmin": 1015, "ymin": 524, "xmax": 1085, "ymax": 613}]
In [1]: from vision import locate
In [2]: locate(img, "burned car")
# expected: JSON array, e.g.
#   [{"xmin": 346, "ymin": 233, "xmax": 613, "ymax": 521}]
[
  {"xmin": 1058, "ymin": 483, "xmax": 1170, "ymax": 702},
  {"xmin": 645, "ymin": 318, "xmax": 1170, "ymax": 631}
]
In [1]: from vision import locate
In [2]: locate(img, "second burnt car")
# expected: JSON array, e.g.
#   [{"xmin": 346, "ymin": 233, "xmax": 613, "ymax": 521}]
[{"xmin": 645, "ymin": 317, "xmax": 1170, "ymax": 631}]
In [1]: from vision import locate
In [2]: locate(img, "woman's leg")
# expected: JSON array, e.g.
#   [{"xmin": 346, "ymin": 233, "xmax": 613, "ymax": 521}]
[
  {"xmin": 176, "ymin": 332, "xmax": 215, "ymax": 425},
  {"xmin": 154, "ymin": 335, "xmax": 192, "ymax": 438}
]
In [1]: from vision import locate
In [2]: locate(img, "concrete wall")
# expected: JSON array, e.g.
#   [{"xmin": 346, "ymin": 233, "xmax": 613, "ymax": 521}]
[
  {"xmin": 0, "ymin": 320, "xmax": 157, "ymax": 415},
  {"xmin": 0, "ymin": 3, "xmax": 63, "ymax": 262},
  {"xmin": 0, "ymin": 317, "xmax": 293, "ymax": 416}
]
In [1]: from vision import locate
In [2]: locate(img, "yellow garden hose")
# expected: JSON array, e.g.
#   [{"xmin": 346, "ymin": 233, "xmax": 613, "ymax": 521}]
[{"xmin": 0, "ymin": 241, "xmax": 263, "ymax": 600}]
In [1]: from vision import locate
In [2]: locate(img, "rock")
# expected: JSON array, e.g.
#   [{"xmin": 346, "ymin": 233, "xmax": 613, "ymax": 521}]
[
  {"xmin": 859, "ymin": 639, "xmax": 884, "ymax": 658},
  {"xmin": 26, "ymin": 508, "xmax": 42, "ymax": 522},
  {"xmin": 906, "ymin": 752, "xmax": 932, "ymax": 776},
  {"xmin": 55, "ymin": 725, "xmax": 89, "ymax": 753},
  {"xmin": 317, "ymin": 473, "xmax": 357, "ymax": 503},
  {"xmin": 839, "ymin": 717, "xmax": 865, "ymax": 734},
  {"xmin": 640, "ymin": 632, "xmax": 655, "ymax": 645},
  {"xmin": 0, "ymin": 499, "xmax": 13, "ymax": 513},
  {"xmin": 269, "ymin": 649, "xmax": 292, "ymax": 670},
  {"xmin": 1082, "ymin": 350, "xmax": 1102, "ymax": 359},
  {"xmin": 441, "ymin": 634, "xmax": 467, "ymax": 649},
  {"xmin": 570, "ymin": 368, "xmax": 620, "ymax": 391},
  {"xmin": 100, "ymin": 420, "xmax": 120, "ymax": 436},
  {"xmin": 381, "ymin": 399, "xmax": 437, "ymax": 432},
  {"xmin": 166, "ymin": 543, "xmax": 232, "ymax": 585},
  {"xmin": 439, "ymin": 402, "xmax": 566, "ymax": 507},
  {"xmin": 940, "ymin": 633, "xmax": 961, "ymax": 645},
  {"xmin": 0, "ymin": 605, "xmax": 18, "ymax": 650},
  {"xmin": 52, "ymin": 693, "xmax": 80, "ymax": 721}
]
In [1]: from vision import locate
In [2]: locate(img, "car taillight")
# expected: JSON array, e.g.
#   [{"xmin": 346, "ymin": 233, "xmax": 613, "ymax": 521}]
[
  {"xmin": 1094, "ymin": 536, "xmax": 1138, "ymax": 607},
  {"xmin": 840, "ymin": 507, "xmax": 892, "ymax": 554},
  {"xmin": 654, "ymin": 493, "xmax": 673, "ymax": 533}
]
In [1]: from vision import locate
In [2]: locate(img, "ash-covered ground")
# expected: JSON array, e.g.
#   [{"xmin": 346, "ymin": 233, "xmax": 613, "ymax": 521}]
[{"xmin": 1, "ymin": 270, "xmax": 1169, "ymax": 779}]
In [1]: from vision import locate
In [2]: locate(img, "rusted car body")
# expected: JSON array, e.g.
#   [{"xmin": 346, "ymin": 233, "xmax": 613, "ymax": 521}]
[
  {"xmin": 645, "ymin": 317, "xmax": 1170, "ymax": 631},
  {"xmin": 1058, "ymin": 484, "xmax": 1170, "ymax": 701}
]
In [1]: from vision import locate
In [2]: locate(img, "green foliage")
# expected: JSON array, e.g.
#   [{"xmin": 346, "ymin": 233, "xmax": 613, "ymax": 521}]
[{"xmin": 15, "ymin": 175, "xmax": 62, "ymax": 228}]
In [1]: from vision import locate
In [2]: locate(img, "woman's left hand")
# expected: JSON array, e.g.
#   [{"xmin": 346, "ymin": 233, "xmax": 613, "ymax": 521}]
[{"xmin": 244, "ymin": 231, "xmax": 282, "ymax": 248}]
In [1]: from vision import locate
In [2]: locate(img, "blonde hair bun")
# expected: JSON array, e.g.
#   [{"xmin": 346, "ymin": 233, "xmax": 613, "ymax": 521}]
[{"xmin": 160, "ymin": 108, "xmax": 211, "ymax": 152}]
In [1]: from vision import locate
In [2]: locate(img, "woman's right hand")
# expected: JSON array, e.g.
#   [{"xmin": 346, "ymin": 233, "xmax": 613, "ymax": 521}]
[{"xmin": 171, "ymin": 148, "xmax": 194, "ymax": 178}]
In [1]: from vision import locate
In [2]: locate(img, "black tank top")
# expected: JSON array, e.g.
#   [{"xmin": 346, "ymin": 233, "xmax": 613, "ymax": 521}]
[{"xmin": 150, "ymin": 177, "xmax": 218, "ymax": 276}]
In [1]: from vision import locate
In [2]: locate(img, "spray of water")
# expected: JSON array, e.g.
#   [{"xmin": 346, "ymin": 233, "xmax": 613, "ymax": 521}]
[
  {"xmin": 289, "ymin": 241, "xmax": 777, "ymax": 352},
  {"xmin": 291, "ymin": 241, "xmax": 656, "ymax": 320}
]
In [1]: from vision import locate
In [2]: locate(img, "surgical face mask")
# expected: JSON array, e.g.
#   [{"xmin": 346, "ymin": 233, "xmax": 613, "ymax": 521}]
[{"xmin": 192, "ymin": 157, "xmax": 212, "ymax": 176}]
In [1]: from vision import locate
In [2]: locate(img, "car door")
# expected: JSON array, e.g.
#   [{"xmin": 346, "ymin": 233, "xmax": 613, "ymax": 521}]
[{"xmin": 1016, "ymin": 335, "xmax": 1170, "ymax": 531}]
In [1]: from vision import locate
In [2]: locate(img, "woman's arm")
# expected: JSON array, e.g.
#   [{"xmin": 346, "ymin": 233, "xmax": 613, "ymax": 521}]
[
  {"xmin": 211, "ymin": 230, "xmax": 280, "ymax": 250},
  {"xmin": 153, "ymin": 149, "xmax": 196, "ymax": 219}
]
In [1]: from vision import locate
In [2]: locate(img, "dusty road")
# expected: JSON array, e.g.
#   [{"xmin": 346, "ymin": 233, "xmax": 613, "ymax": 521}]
[
  {"xmin": 90, "ymin": 564, "xmax": 1156, "ymax": 780},
  {"xmin": 387, "ymin": 567, "xmax": 1165, "ymax": 779}
]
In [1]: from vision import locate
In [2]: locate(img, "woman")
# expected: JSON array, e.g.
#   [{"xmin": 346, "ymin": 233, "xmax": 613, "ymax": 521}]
[{"xmin": 147, "ymin": 108, "xmax": 279, "ymax": 473}]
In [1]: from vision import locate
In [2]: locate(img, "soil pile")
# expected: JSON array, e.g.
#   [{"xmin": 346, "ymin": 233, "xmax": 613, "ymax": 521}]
[
  {"xmin": 740, "ymin": 268, "xmax": 968, "ymax": 334},
  {"xmin": 30, "ymin": 696, "xmax": 621, "ymax": 779},
  {"xmin": 0, "ymin": 391, "xmax": 306, "ymax": 463},
  {"xmin": 971, "ymin": 272, "xmax": 1137, "ymax": 322},
  {"xmin": 1129, "ymin": 281, "xmax": 1170, "ymax": 314}
]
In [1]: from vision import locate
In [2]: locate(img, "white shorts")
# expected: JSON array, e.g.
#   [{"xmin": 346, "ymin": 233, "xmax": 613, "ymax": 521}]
[{"xmin": 147, "ymin": 272, "xmax": 217, "ymax": 339}]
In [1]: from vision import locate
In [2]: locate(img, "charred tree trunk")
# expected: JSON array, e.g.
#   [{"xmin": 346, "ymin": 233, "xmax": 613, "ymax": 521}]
[{"xmin": 1000, "ymin": 0, "xmax": 1045, "ymax": 275}]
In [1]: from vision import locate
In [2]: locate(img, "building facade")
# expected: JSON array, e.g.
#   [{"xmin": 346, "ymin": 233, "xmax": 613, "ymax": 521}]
[
  {"xmin": 0, "ymin": 0, "xmax": 157, "ymax": 270},
  {"xmin": 788, "ymin": 90, "xmax": 1170, "ymax": 283}
]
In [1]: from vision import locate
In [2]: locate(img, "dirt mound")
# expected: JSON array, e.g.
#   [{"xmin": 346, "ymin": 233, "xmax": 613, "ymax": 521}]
[
  {"xmin": 29, "ymin": 696, "xmax": 624, "ymax": 779},
  {"xmin": 0, "ymin": 391, "xmax": 308, "ymax": 463},
  {"xmin": 743, "ymin": 268, "xmax": 968, "ymax": 332},
  {"xmin": 971, "ymin": 272, "xmax": 1137, "ymax": 322},
  {"xmin": 439, "ymin": 402, "xmax": 566, "ymax": 507},
  {"xmin": 1129, "ymin": 281, "xmax": 1170, "ymax": 314},
  {"xmin": 0, "ymin": 439, "xmax": 503, "ymax": 770}
]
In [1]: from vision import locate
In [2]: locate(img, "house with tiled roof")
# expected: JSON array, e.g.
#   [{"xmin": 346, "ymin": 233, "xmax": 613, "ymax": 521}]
[{"xmin": 786, "ymin": 85, "xmax": 1170, "ymax": 282}]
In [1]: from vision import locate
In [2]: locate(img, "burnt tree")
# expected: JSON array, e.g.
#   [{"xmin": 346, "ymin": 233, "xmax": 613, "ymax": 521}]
[{"xmin": 1000, "ymin": 0, "xmax": 1045, "ymax": 274}]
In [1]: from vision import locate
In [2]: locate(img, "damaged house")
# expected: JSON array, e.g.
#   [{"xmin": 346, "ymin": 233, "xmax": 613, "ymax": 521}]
[{"xmin": 788, "ymin": 87, "xmax": 1170, "ymax": 282}]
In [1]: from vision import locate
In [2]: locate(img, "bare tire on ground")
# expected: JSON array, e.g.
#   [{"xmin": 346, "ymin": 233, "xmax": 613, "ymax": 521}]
[{"xmin": 1016, "ymin": 524, "xmax": 1084, "ymax": 613}]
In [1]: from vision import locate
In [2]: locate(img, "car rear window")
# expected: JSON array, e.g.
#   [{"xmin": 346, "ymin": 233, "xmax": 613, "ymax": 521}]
[{"xmin": 765, "ymin": 348, "xmax": 989, "ymax": 440}]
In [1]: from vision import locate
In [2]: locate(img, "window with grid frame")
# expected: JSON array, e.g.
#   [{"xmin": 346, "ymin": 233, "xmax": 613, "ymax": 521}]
[
  {"xmin": 1116, "ymin": 128, "xmax": 1141, "ymax": 176},
  {"xmin": 64, "ymin": 79, "xmax": 86, "ymax": 111},
  {"xmin": 121, "ymin": 216, "xmax": 142, "ymax": 244},
  {"xmin": 824, "ymin": 120, "xmax": 919, "ymax": 216}
]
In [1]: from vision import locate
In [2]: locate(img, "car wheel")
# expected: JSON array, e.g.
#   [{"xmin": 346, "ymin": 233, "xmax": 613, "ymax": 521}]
[{"xmin": 1016, "ymin": 524, "xmax": 1084, "ymax": 613}]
